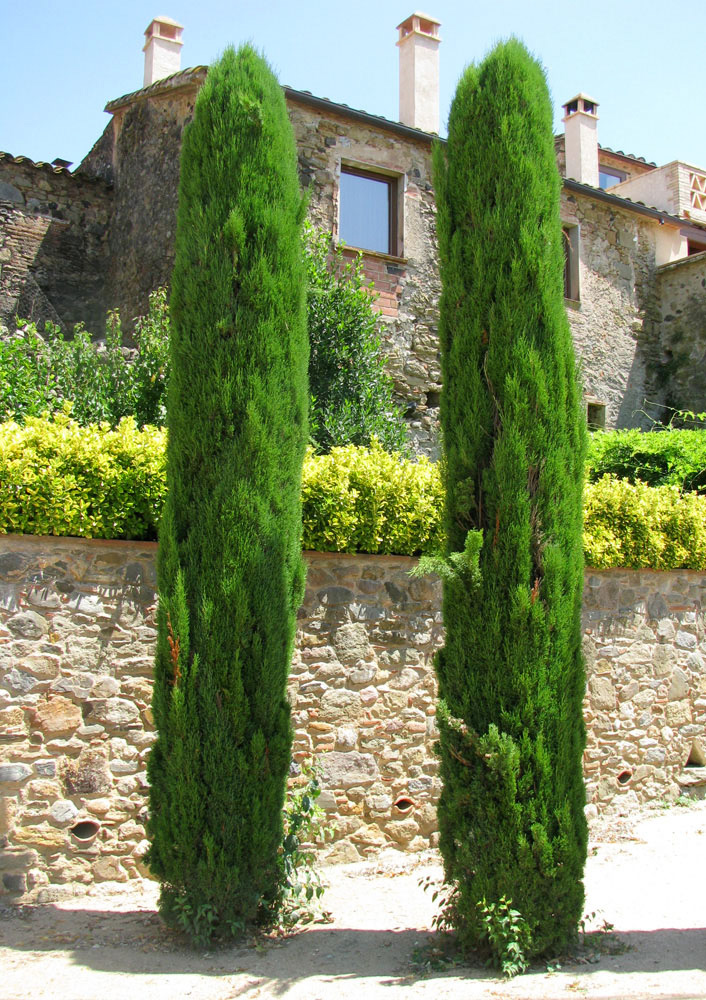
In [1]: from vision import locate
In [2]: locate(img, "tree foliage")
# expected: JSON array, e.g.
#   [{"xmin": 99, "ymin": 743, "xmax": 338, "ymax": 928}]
[
  {"xmin": 432, "ymin": 39, "xmax": 587, "ymax": 960},
  {"xmin": 305, "ymin": 227, "xmax": 406, "ymax": 453},
  {"xmin": 0, "ymin": 289, "xmax": 170, "ymax": 427},
  {"xmin": 146, "ymin": 45, "xmax": 309, "ymax": 940}
]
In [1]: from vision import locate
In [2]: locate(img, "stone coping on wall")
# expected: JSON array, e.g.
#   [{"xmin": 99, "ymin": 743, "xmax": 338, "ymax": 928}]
[{"xmin": 1, "ymin": 533, "xmax": 705, "ymax": 899}]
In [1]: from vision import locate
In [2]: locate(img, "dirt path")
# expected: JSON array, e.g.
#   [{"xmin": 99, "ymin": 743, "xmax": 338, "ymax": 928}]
[{"xmin": 1, "ymin": 801, "xmax": 705, "ymax": 1000}]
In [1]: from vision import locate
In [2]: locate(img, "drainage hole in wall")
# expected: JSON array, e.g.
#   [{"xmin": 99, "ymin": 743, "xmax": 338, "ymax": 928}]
[
  {"xmin": 393, "ymin": 797, "xmax": 415, "ymax": 814},
  {"xmin": 70, "ymin": 820, "xmax": 100, "ymax": 842},
  {"xmin": 617, "ymin": 770, "xmax": 633, "ymax": 786},
  {"xmin": 686, "ymin": 741, "xmax": 706, "ymax": 767}
]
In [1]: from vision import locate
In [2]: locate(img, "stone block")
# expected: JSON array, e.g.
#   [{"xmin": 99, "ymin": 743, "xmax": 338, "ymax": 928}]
[
  {"xmin": 319, "ymin": 689, "xmax": 363, "ymax": 723},
  {"xmin": 653, "ymin": 644, "xmax": 676, "ymax": 677},
  {"xmin": 0, "ymin": 763, "xmax": 32, "ymax": 783},
  {"xmin": 31, "ymin": 696, "xmax": 82, "ymax": 735},
  {"xmin": 22, "ymin": 655, "xmax": 60, "ymax": 680},
  {"xmin": 6, "ymin": 611, "xmax": 49, "ymax": 639},
  {"xmin": 321, "ymin": 751, "xmax": 378, "ymax": 789},
  {"xmin": 50, "ymin": 800, "xmax": 79, "ymax": 824},
  {"xmin": 2, "ymin": 873, "xmax": 27, "ymax": 893},
  {"xmin": 324, "ymin": 840, "xmax": 361, "ymax": 864},
  {"xmin": 668, "ymin": 666, "xmax": 690, "ymax": 701},
  {"xmin": 13, "ymin": 823, "xmax": 67, "ymax": 849},
  {"xmin": 589, "ymin": 675, "xmax": 615, "ymax": 711},
  {"xmin": 93, "ymin": 856, "xmax": 128, "ymax": 882},
  {"xmin": 664, "ymin": 701, "xmax": 692, "ymax": 727},
  {"xmin": 90, "ymin": 698, "xmax": 140, "ymax": 728},
  {"xmin": 63, "ymin": 747, "xmax": 112, "ymax": 795},
  {"xmin": 333, "ymin": 622, "xmax": 373, "ymax": 664}
]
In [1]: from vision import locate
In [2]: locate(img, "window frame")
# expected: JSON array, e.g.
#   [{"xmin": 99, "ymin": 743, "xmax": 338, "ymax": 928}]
[
  {"xmin": 337, "ymin": 162, "xmax": 404, "ymax": 259},
  {"xmin": 598, "ymin": 167, "xmax": 627, "ymax": 190}
]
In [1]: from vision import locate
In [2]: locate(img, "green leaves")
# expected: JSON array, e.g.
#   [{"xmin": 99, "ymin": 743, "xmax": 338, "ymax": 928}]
[
  {"xmin": 305, "ymin": 225, "xmax": 406, "ymax": 453},
  {"xmin": 0, "ymin": 289, "xmax": 170, "ymax": 429}
]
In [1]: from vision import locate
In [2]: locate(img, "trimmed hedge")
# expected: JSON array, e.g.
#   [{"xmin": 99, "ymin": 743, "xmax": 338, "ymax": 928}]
[
  {"xmin": 587, "ymin": 428, "xmax": 706, "ymax": 491},
  {"xmin": 0, "ymin": 410, "xmax": 166, "ymax": 540},
  {"xmin": 301, "ymin": 442, "xmax": 443, "ymax": 554},
  {"xmin": 583, "ymin": 475, "xmax": 706, "ymax": 570},
  {"xmin": 2, "ymin": 415, "xmax": 706, "ymax": 569}
]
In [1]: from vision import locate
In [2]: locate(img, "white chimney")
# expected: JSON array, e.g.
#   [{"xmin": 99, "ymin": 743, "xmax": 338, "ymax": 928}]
[
  {"xmin": 562, "ymin": 93, "xmax": 599, "ymax": 188},
  {"xmin": 397, "ymin": 12, "xmax": 441, "ymax": 134},
  {"xmin": 143, "ymin": 15, "xmax": 184, "ymax": 87}
]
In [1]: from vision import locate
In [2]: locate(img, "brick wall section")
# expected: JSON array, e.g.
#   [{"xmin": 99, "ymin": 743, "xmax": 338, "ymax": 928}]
[
  {"xmin": 1, "ymin": 534, "xmax": 704, "ymax": 899},
  {"xmin": 0, "ymin": 155, "xmax": 112, "ymax": 333}
]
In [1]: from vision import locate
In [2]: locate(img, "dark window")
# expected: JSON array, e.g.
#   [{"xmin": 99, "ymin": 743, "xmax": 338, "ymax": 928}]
[
  {"xmin": 598, "ymin": 168, "xmax": 626, "ymax": 190},
  {"xmin": 563, "ymin": 225, "xmax": 580, "ymax": 301},
  {"xmin": 587, "ymin": 402, "xmax": 606, "ymax": 429},
  {"xmin": 339, "ymin": 167, "xmax": 397, "ymax": 255}
]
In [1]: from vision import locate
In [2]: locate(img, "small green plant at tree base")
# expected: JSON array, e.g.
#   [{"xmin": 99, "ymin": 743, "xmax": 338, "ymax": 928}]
[
  {"xmin": 478, "ymin": 896, "xmax": 532, "ymax": 979},
  {"xmin": 279, "ymin": 762, "xmax": 335, "ymax": 929},
  {"xmin": 579, "ymin": 911, "xmax": 631, "ymax": 958}
]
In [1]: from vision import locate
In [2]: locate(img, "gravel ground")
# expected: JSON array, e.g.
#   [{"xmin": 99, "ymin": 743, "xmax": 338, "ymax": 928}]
[{"xmin": 1, "ymin": 799, "xmax": 705, "ymax": 1000}]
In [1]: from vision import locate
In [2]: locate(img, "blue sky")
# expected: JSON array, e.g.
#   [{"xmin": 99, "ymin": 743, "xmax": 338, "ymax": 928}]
[{"xmin": 2, "ymin": 0, "xmax": 703, "ymax": 172}]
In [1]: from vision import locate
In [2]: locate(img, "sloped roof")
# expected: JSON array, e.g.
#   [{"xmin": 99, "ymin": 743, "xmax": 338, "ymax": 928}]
[{"xmin": 0, "ymin": 150, "xmax": 111, "ymax": 186}]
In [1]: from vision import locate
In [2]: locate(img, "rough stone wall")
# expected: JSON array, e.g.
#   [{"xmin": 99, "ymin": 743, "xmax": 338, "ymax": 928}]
[
  {"xmin": 100, "ymin": 90, "xmax": 196, "ymax": 328},
  {"xmin": 583, "ymin": 569, "xmax": 706, "ymax": 814},
  {"xmin": 561, "ymin": 187, "xmax": 659, "ymax": 428},
  {"xmin": 0, "ymin": 156, "xmax": 112, "ymax": 332},
  {"xmin": 1, "ymin": 534, "xmax": 705, "ymax": 898},
  {"xmin": 649, "ymin": 251, "xmax": 706, "ymax": 415}
]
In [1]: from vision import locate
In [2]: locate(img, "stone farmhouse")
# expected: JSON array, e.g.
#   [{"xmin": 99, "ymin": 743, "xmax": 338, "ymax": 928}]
[{"xmin": 1, "ymin": 13, "xmax": 705, "ymax": 455}]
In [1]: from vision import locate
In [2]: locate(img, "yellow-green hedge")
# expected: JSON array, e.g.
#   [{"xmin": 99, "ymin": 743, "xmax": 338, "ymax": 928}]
[
  {"xmin": 583, "ymin": 475, "xmax": 706, "ymax": 570},
  {"xmin": 2, "ymin": 415, "xmax": 706, "ymax": 569},
  {"xmin": 301, "ymin": 442, "xmax": 443, "ymax": 554},
  {"xmin": 0, "ymin": 411, "xmax": 167, "ymax": 540}
]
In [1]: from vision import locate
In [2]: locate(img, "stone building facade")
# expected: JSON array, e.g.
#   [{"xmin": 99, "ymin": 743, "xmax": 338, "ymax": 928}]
[
  {"xmin": 1, "ymin": 534, "xmax": 704, "ymax": 898},
  {"xmin": 1, "ymin": 15, "xmax": 705, "ymax": 450}
]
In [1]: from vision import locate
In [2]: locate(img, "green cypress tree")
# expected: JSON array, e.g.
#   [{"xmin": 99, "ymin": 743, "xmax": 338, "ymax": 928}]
[
  {"xmin": 431, "ymin": 40, "xmax": 587, "ymax": 960},
  {"xmin": 146, "ymin": 45, "xmax": 308, "ymax": 941}
]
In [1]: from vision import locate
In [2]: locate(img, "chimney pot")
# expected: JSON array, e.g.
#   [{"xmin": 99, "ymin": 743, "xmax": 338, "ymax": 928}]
[
  {"xmin": 562, "ymin": 92, "xmax": 599, "ymax": 187},
  {"xmin": 396, "ymin": 11, "xmax": 441, "ymax": 134},
  {"xmin": 143, "ymin": 15, "xmax": 184, "ymax": 87}
]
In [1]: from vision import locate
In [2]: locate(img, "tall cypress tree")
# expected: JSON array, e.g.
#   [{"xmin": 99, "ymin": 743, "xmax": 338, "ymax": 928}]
[
  {"xmin": 146, "ymin": 45, "xmax": 308, "ymax": 939},
  {"xmin": 432, "ymin": 40, "xmax": 587, "ymax": 958}
]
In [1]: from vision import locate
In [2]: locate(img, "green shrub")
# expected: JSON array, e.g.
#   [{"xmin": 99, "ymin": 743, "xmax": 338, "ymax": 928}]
[
  {"xmin": 433, "ymin": 39, "xmax": 587, "ymax": 958},
  {"xmin": 305, "ymin": 227, "xmax": 406, "ymax": 453},
  {"xmin": 301, "ymin": 441, "xmax": 443, "ymax": 554},
  {"xmin": 0, "ymin": 289, "xmax": 170, "ymax": 428},
  {"xmin": 2, "ymin": 417, "xmax": 706, "ymax": 572},
  {"xmin": 0, "ymin": 409, "xmax": 166, "ymax": 539},
  {"xmin": 587, "ymin": 428, "xmax": 706, "ymax": 492},
  {"xmin": 584, "ymin": 475, "xmax": 706, "ymax": 569},
  {"xmin": 146, "ymin": 45, "xmax": 309, "ymax": 941}
]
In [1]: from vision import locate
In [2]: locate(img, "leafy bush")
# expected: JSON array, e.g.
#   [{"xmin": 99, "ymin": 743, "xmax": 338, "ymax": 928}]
[
  {"xmin": 584, "ymin": 475, "xmax": 706, "ymax": 569},
  {"xmin": 2, "ymin": 416, "xmax": 706, "ymax": 572},
  {"xmin": 305, "ymin": 226, "xmax": 406, "ymax": 453},
  {"xmin": 0, "ymin": 409, "xmax": 166, "ymax": 539},
  {"xmin": 0, "ymin": 288, "xmax": 170, "ymax": 428},
  {"xmin": 301, "ymin": 441, "xmax": 443, "ymax": 555},
  {"xmin": 587, "ymin": 428, "xmax": 706, "ymax": 492}
]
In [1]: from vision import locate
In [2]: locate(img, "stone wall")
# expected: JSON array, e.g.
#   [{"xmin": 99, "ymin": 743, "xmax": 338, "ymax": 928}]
[
  {"xmin": 650, "ymin": 251, "xmax": 706, "ymax": 415},
  {"xmin": 1, "ymin": 534, "xmax": 705, "ymax": 898},
  {"xmin": 0, "ymin": 153, "xmax": 112, "ymax": 333},
  {"xmin": 561, "ymin": 187, "xmax": 661, "ymax": 429}
]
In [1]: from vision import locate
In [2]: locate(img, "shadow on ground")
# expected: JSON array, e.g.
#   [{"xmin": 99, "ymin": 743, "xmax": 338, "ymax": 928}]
[{"xmin": 1, "ymin": 901, "xmax": 705, "ymax": 993}]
